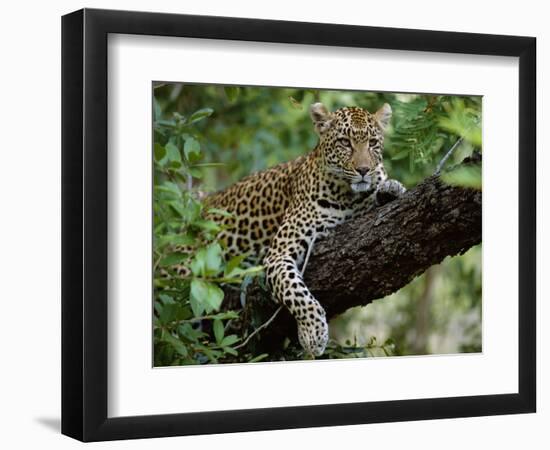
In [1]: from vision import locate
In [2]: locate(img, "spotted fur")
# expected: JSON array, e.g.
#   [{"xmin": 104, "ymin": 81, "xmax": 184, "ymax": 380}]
[{"xmin": 179, "ymin": 103, "xmax": 406, "ymax": 356}]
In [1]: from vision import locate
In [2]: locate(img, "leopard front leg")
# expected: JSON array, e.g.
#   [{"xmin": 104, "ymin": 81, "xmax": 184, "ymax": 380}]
[{"xmin": 264, "ymin": 220, "xmax": 329, "ymax": 357}]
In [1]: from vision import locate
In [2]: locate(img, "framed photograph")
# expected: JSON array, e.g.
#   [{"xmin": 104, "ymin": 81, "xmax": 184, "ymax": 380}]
[{"xmin": 62, "ymin": 8, "xmax": 536, "ymax": 442}]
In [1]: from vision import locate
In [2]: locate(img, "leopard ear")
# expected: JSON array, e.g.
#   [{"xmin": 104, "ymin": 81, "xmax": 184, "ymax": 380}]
[
  {"xmin": 374, "ymin": 103, "xmax": 392, "ymax": 131},
  {"xmin": 310, "ymin": 103, "xmax": 333, "ymax": 135}
]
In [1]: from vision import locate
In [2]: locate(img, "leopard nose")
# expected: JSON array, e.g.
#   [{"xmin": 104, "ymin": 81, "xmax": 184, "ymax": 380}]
[{"xmin": 356, "ymin": 167, "xmax": 369, "ymax": 176}]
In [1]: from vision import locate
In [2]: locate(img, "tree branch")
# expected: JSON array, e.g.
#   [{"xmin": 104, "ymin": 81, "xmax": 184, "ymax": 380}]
[
  {"xmin": 305, "ymin": 157, "xmax": 482, "ymax": 318},
  {"xmin": 225, "ymin": 154, "xmax": 482, "ymax": 353}
]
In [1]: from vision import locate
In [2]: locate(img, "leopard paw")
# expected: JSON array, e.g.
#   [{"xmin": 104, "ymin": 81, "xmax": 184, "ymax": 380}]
[
  {"xmin": 376, "ymin": 179, "xmax": 406, "ymax": 206},
  {"xmin": 297, "ymin": 313, "xmax": 329, "ymax": 357}
]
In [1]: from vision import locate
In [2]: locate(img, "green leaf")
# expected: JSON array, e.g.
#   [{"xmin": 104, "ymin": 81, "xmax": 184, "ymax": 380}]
[
  {"xmin": 289, "ymin": 96, "xmax": 303, "ymax": 110},
  {"xmin": 438, "ymin": 98, "xmax": 482, "ymax": 147},
  {"xmin": 441, "ymin": 165, "xmax": 482, "ymax": 190},
  {"xmin": 190, "ymin": 248, "xmax": 207, "ymax": 276},
  {"xmin": 162, "ymin": 332, "xmax": 188, "ymax": 357},
  {"xmin": 190, "ymin": 279, "xmax": 224, "ymax": 314},
  {"xmin": 248, "ymin": 353, "xmax": 269, "ymax": 363},
  {"xmin": 172, "ymin": 111, "xmax": 185, "ymax": 123},
  {"xmin": 221, "ymin": 335, "xmax": 239, "ymax": 347},
  {"xmin": 209, "ymin": 311, "xmax": 240, "ymax": 320},
  {"xmin": 223, "ymin": 346, "xmax": 238, "ymax": 356},
  {"xmin": 193, "ymin": 219, "xmax": 221, "ymax": 233},
  {"xmin": 155, "ymin": 181, "xmax": 181, "ymax": 198},
  {"xmin": 188, "ymin": 108, "xmax": 214, "ymax": 124},
  {"xmin": 188, "ymin": 167, "xmax": 203, "ymax": 179},
  {"xmin": 224, "ymin": 254, "xmax": 247, "ymax": 277},
  {"xmin": 154, "ymin": 301, "xmax": 163, "ymax": 316},
  {"xmin": 184, "ymin": 137, "xmax": 201, "ymax": 160},
  {"xmin": 190, "ymin": 279, "xmax": 206, "ymax": 317},
  {"xmin": 167, "ymin": 200, "xmax": 186, "ymax": 219},
  {"xmin": 204, "ymin": 242, "xmax": 223, "ymax": 275},
  {"xmin": 224, "ymin": 86, "xmax": 240, "ymax": 102},
  {"xmin": 165, "ymin": 141, "xmax": 181, "ymax": 163},
  {"xmin": 154, "ymin": 143, "xmax": 166, "ymax": 162},
  {"xmin": 243, "ymin": 265, "xmax": 264, "ymax": 275},
  {"xmin": 199, "ymin": 346, "xmax": 220, "ymax": 363},
  {"xmin": 213, "ymin": 319, "xmax": 224, "ymax": 344},
  {"xmin": 159, "ymin": 294, "xmax": 175, "ymax": 305},
  {"xmin": 159, "ymin": 303, "xmax": 177, "ymax": 324},
  {"xmin": 391, "ymin": 149, "xmax": 410, "ymax": 161},
  {"xmin": 153, "ymin": 96, "xmax": 162, "ymax": 121},
  {"xmin": 183, "ymin": 198, "xmax": 202, "ymax": 223},
  {"xmin": 168, "ymin": 161, "xmax": 182, "ymax": 170},
  {"xmin": 156, "ymin": 119, "xmax": 177, "ymax": 128},
  {"xmin": 226, "ymin": 265, "xmax": 264, "ymax": 280},
  {"xmin": 466, "ymin": 129, "xmax": 482, "ymax": 148},
  {"xmin": 190, "ymin": 278, "xmax": 209, "ymax": 303},
  {"xmin": 204, "ymin": 283, "xmax": 224, "ymax": 312},
  {"xmin": 208, "ymin": 208, "xmax": 234, "ymax": 218},
  {"xmin": 177, "ymin": 322, "xmax": 205, "ymax": 341},
  {"xmin": 158, "ymin": 233, "xmax": 195, "ymax": 248},
  {"xmin": 159, "ymin": 252, "xmax": 188, "ymax": 267}
]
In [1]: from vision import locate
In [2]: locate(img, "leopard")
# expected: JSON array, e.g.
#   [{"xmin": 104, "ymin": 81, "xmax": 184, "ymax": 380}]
[{"xmin": 176, "ymin": 102, "xmax": 406, "ymax": 357}]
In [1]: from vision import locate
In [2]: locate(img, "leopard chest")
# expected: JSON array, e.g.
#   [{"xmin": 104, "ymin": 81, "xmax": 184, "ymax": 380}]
[{"xmin": 317, "ymin": 174, "xmax": 370, "ymax": 209}]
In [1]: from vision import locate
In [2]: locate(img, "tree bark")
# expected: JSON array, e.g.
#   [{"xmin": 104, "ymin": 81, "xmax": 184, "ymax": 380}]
[{"xmin": 225, "ymin": 155, "xmax": 482, "ymax": 353}]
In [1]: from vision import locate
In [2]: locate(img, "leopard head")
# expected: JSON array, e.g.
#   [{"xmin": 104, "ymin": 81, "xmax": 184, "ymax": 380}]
[{"xmin": 310, "ymin": 102, "xmax": 391, "ymax": 193}]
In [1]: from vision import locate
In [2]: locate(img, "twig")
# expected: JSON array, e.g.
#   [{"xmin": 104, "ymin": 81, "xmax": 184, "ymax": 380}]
[
  {"xmin": 235, "ymin": 230, "xmax": 318, "ymax": 350},
  {"xmin": 234, "ymin": 306, "xmax": 283, "ymax": 349},
  {"xmin": 301, "ymin": 230, "xmax": 317, "ymax": 275},
  {"xmin": 153, "ymin": 250, "xmax": 166, "ymax": 273},
  {"xmin": 434, "ymin": 137, "xmax": 464, "ymax": 175}
]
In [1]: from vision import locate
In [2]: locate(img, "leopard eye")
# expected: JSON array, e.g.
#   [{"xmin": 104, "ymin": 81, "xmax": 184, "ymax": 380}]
[
  {"xmin": 338, "ymin": 138, "xmax": 351, "ymax": 148},
  {"xmin": 369, "ymin": 138, "xmax": 379, "ymax": 147}
]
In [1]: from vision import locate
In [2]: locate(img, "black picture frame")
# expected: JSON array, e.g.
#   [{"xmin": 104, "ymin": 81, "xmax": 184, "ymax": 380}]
[{"xmin": 61, "ymin": 8, "xmax": 536, "ymax": 442}]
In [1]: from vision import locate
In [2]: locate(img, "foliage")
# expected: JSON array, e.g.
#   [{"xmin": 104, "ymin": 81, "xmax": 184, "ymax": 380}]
[
  {"xmin": 153, "ymin": 91, "xmax": 263, "ymax": 366},
  {"xmin": 441, "ymin": 165, "xmax": 482, "ymax": 190},
  {"xmin": 324, "ymin": 337, "xmax": 396, "ymax": 359},
  {"xmin": 153, "ymin": 82, "xmax": 483, "ymax": 365}
]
